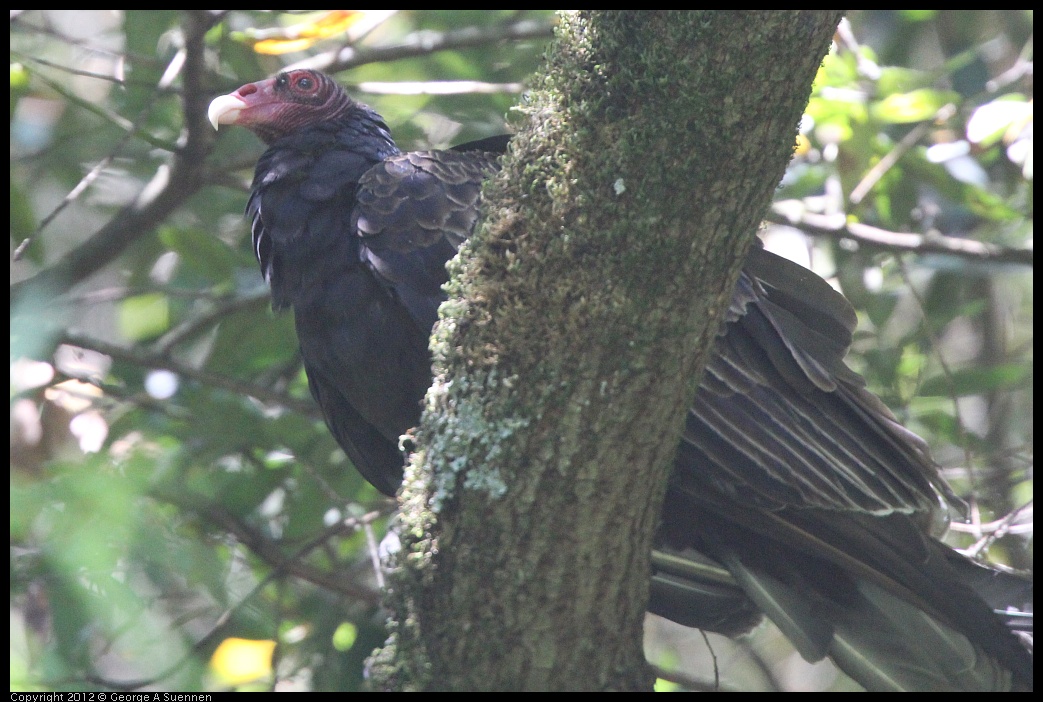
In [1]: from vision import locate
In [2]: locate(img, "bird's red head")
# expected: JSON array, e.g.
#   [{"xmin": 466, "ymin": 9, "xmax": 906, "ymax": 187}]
[{"xmin": 208, "ymin": 69, "xmax": 357, "ymax": 144}]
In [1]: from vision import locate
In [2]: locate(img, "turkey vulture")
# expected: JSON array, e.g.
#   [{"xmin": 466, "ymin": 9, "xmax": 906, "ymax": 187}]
[{"xmin": 209, "ymin": 69, "xmax": 1032, "ymax": 691}]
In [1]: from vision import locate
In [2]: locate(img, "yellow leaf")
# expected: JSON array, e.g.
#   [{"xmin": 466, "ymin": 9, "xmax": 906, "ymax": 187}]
[
  {"xmin": 253, "ymin": 38, "xmax": 314, "ymax": 55},
  {"xmin": 250, "ymin": 10, "xmax": 395, "ymax": 55},
  {"xmin": 210, "ymin": 637, "xmax": 276, "ymax": 686}
]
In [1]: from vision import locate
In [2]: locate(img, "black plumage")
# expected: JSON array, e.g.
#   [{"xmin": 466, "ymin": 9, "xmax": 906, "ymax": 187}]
[{"xmin": 209, "ymin": 69, "xmax": 1032, "ymax": 690}]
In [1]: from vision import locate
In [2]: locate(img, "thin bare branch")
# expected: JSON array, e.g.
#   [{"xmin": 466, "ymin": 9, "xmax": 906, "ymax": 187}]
[
  {"xmin": 12, "ymin": 12, "xmax": 217, "ymax": 302},
  {"xmin": 769, "ymin": 206, "xmax": 1034, "ymax": 266},
  {"xmin": 291, "ymin": 18, "xmax": 555, "ymax": 75},
  {"xmin": 58, "ymin": 329, "xmax": 318, "ymax": 418}
]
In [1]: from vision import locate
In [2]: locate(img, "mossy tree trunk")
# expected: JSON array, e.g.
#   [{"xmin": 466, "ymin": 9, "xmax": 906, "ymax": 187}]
[{"xmin": 370, "ymin": 10, "xmax": 843, "ymax": 691}]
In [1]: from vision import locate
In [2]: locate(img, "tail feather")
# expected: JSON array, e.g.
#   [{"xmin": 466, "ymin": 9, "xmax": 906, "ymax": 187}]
[{"xmin": 649, "ymin": 535, "xmax": 1033, "ymax": 690}]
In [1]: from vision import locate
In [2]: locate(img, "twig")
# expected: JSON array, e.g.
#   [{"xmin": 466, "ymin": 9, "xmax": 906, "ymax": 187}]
[
  {"xmin": 291, "ymin": 18, "xmax": 556, "ymax": 75},
  {"xmin": 11, "ymin": 12, "xmax": 217, "ymax": 301},
  {"xmin": 58, "ymin": 329, "xmax": 318, "ymax": 418},
  {"xmin": 768, "ymin": 206, "xmax": 1034, "ymax": 266}
]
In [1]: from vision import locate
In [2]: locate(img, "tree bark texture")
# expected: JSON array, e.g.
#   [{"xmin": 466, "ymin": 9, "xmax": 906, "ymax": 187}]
[{"xmin": 370, "ymin": 10, "xmax": 844, "ymax": 691}]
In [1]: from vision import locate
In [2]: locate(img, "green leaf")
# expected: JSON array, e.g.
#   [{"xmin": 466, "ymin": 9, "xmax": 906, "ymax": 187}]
[
  {"xmin": 919, "ymin": 364, "xmax": 1031, "ymax": 397},
  {"xmin": 876, "ymin": 67, "xmax": 931, "ymax": 96},
  {"xmin": 872, "ymin": 89, "xmax": 959, "ymax": 123},
  {"xmin": 119, "ymin": 293, "xmax": 170, "ymax": 341},
  {"xmin": 332, "ymin": 622, "xmax": 359, "ymax": 651},
  {"xmin": 158, "ymin": 225, "xmax": 238, "ymax": 283},
  {"xmin": 9, "ymin": 180, "xmax": 38, "ymax": 260}
]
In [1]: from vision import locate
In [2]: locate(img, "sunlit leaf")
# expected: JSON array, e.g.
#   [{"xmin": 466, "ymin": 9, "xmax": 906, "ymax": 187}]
[
  {"xmin": 237, "ymin": 10, "xmax": 397, "ymax": 55},
  {"xmin": 332, "ymin": 621, "xmax": 358, "ymax": 651},
  {"xmin": 966, "ymin": 96, "xmax": 1031, "ymax": 147},
  {"xmin": 899, "ymin": 10, "xmax": 938, "ymax": 21},
  {"xmin": 210, "ymin": 637, "xmax": 277, "ymax": 686},
  {"xmin": 872, "ymin": 88, "xmax": 958, "ymax": 123}
]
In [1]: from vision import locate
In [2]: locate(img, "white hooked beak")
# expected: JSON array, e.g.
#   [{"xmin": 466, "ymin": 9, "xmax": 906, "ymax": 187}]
[{"xmin": 207, "ymin": 94, "xmax": 248, "ymax": 130}]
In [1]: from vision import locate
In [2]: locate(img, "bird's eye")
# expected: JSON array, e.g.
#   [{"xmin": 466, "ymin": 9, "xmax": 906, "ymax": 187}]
[{"xmin": 295, "ymin": 75, "xmax": 315, "ymax": 92}]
